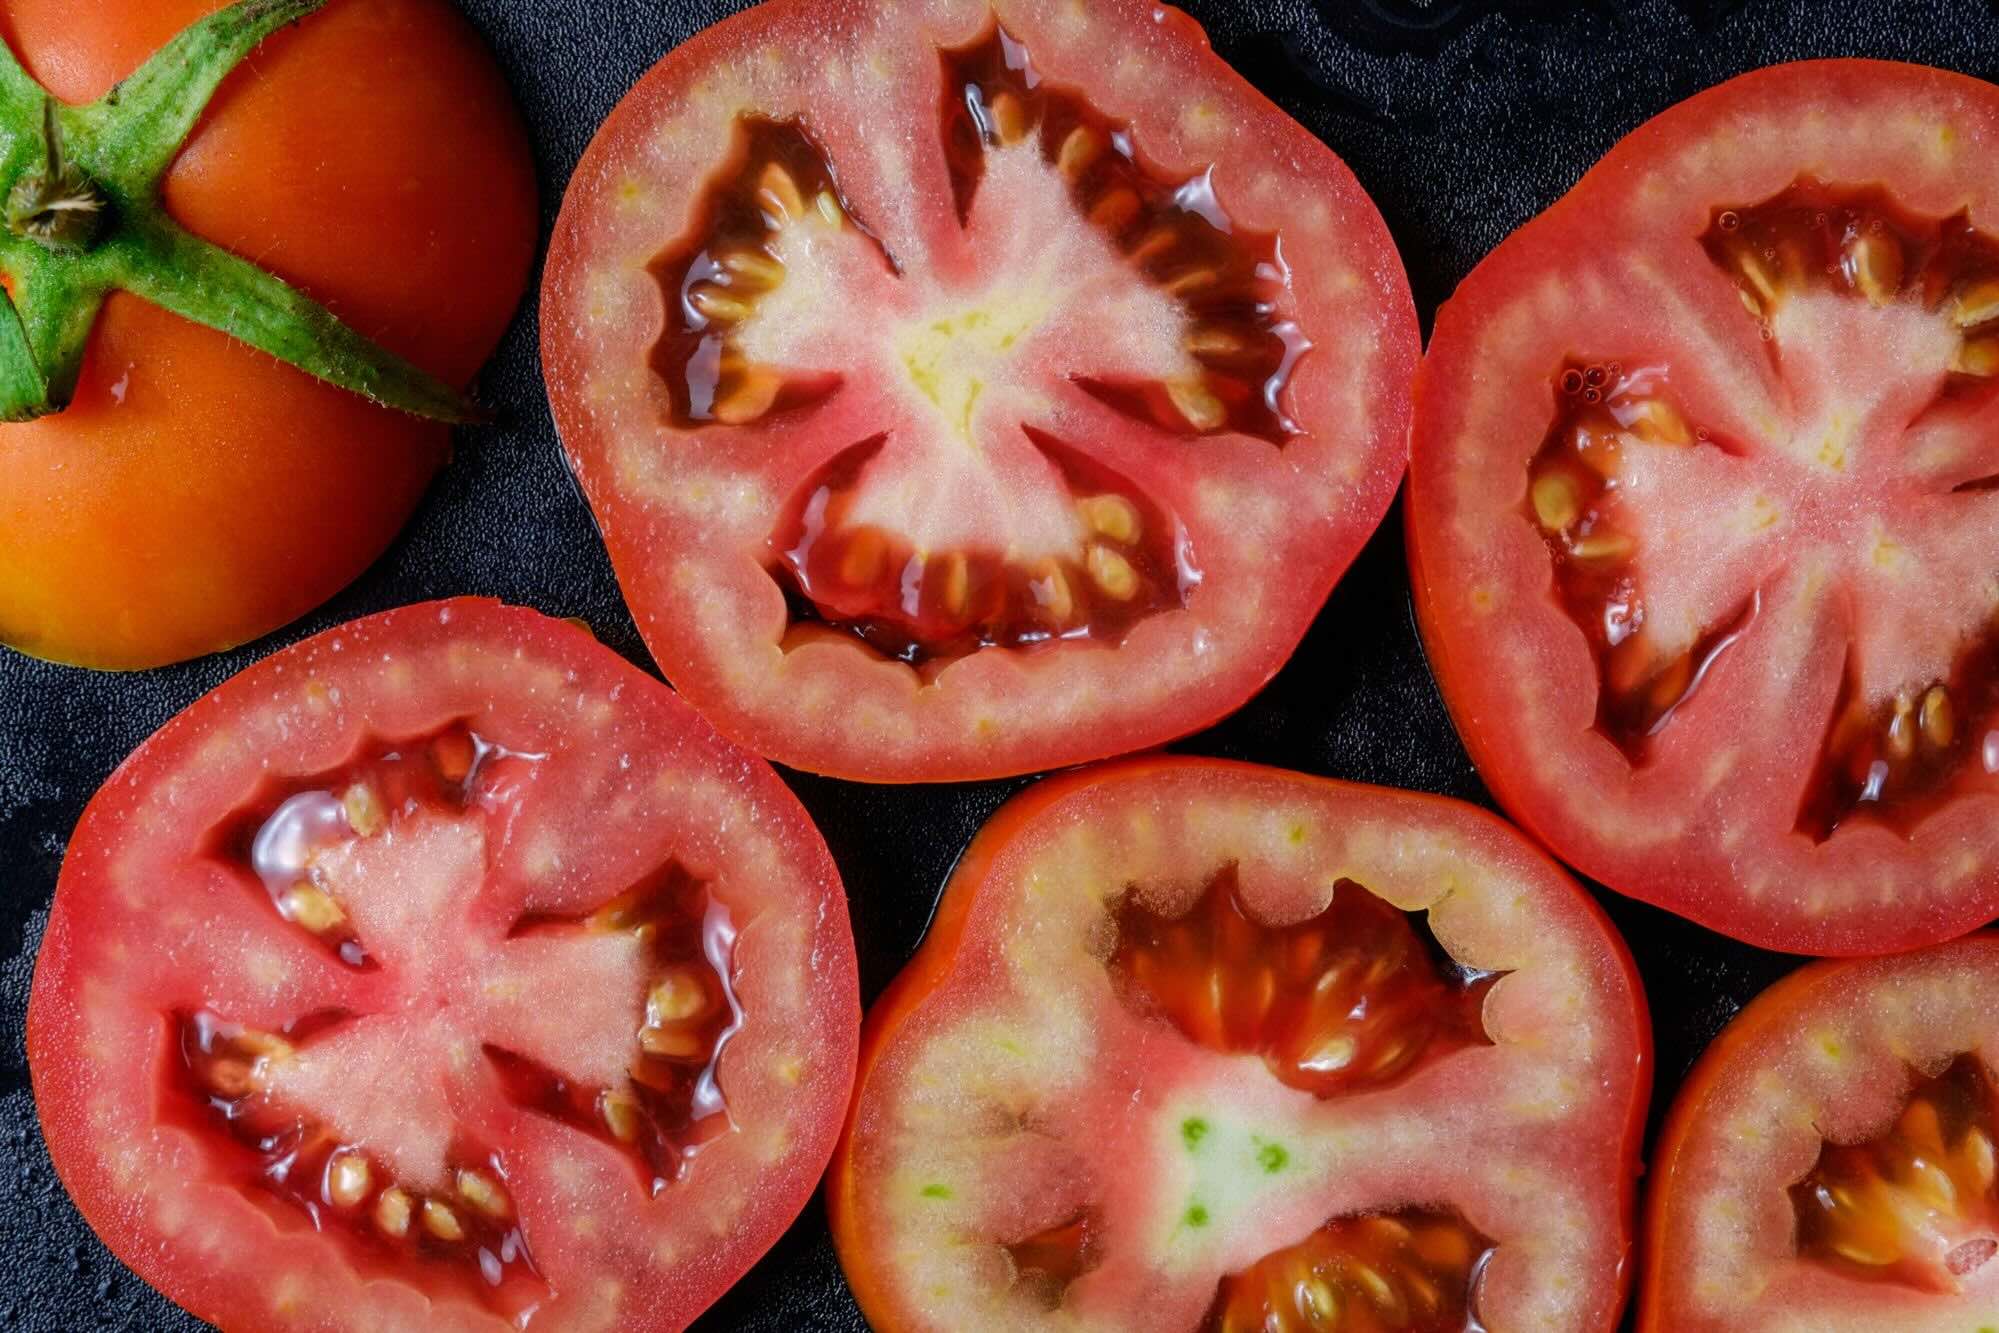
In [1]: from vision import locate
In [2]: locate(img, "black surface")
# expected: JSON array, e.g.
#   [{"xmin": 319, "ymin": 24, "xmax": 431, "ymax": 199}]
[{"xmin": 3, "ymin": 0, "xmax": 1996, "ymax": 1328}]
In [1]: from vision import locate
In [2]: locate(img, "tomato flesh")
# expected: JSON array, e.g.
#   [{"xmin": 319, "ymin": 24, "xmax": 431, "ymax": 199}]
[
  {"xmin": 544, "ymin": 0, "xmax": 1417, "ymax": 780},
  {"xmin": 830, "ymin": 759, "xmax": 1649, "ymax": 1332},
  {"xmin": 28, "ymin": 600, "xmax": 859, "ymax": 1331}
]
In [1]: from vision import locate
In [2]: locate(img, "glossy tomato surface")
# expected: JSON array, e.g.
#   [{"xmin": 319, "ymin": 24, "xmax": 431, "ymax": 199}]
[
  {"xmin": 543, "ymin": 0, "xmax": 1417, "ymax": 782},
  {"xmin": 830, "ymin": 758, "xmax": 1650, "ymax": 1331},
  {"xmin": 1643, "ymin": 935, "xmax": 1999, "ymax": 1331},
  {"xmin": 0, "ymin": 0, "xmax": 537, "ymax": 670},
  {"xmin": 27, "ymin": 599, "xmax": 860, "ymax": 1331},
  {"xmin": 1410, "ymin": 59, "xmax": 1999, "ymax": 955}
]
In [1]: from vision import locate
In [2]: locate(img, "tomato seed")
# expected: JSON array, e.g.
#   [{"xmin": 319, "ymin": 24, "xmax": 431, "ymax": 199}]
[
  {"xmin": 711, "ymin": 366, "xmax": 782, "ymax": 426},
  {"xmin": 753, "ymin": 162, "xmax": 805, "ymax": 225},
  {"xmin": 1085, "ymin": 545, "xmax": 1140, "ymax": 602},
  {"xmin": 985, "ymin": 89, "xmax": 1030, "ymax": 146},
  {"xmin": 1846, "ymin": 231, "xmax": 1905, "ymax": 305},
  {"xmin": 1954, "ymin": 278, "xmax": 1999, "ymax": 328},
  {"xmin": 1922, "ymin": 685, "xmax": 1956, "ymax": 751},
  {"xmin": 1166, "ymin": 377, "xmax": 1226, "ymax": 432},
  {"xmin": 456, "ymin": 1168, "xmax": 511, "ymax": 1220},
  {"xmin": 341, "ymin": 783, "xmax": 385, "ymax": 838},
  {"xmin": 375, "ymin": 1187, "xmax": 414, "ymax": 1238},
  {"xmin": 1056, "ymin": 126, "xmax": 1102, "ymax": 181},
  {"xmin": 690, "ymin": 284, "xmax": 754, "ymax": 325},
  {"xmin": 327, "ymin": 1151, "xmax": 372, "ymax": 1209},
  {"xmin": 422, "ymin": 1200, "xmax": 465, "ymax": 1243},
  {"xmin": 1529, "ymin": 470, "xmax": 1581, "ymax": 532},
  {"xmin": 602, "ymin": 1090, "xmax": 642, "ymax": 1143},
  {"xmin": 1953, "ymin": 337, "xmax": 1999, "ymax": 377},
  {"xmin": 648, "ymin": 969, "xmax": 711, "ymax": 1025},
  {"xmin": 280, "ymin": 883, "xmax": 346, "ymax": 934}
]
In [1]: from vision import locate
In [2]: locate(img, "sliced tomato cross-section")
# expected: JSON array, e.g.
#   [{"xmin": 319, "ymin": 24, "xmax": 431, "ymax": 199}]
[
  {"xmin": 27, "ymin": 599, "xmax": 859, "ymax": 1332},
  {"xmin": 829, "ymin": 759, "xmax": 1649, "ymax": 1330},
  {"xmin": 1410, "ymin": 59, "xmax": 1999, "ymax": 954},
  {"xmin": 543, "ymin": 0, "xmax": 1417, "ymax": 781},
  {"xmin": 1643, "ymin": 935, "xmax": 1999, "ymax": 1330}
]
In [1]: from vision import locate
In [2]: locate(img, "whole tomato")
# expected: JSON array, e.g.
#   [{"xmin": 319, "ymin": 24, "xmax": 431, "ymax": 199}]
[{"xmin": 0, "ymin": 0, "xmax": 536, "ymax": 669}]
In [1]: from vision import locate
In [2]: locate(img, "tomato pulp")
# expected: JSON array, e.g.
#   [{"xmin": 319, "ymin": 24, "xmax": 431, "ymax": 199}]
[
  {"xmin": 28, "ymin": 600, "xmax": 860, "ymax": 1331},
  {"xmin": 830, "ymin": 758, "xmax": 1650, "ymax": 1330},
  {"xmin": 1643, "ymin": 936, "xmax": 1999, "ymax": 1330},
  {"xmin": 1410, "ymin": 60, "xmax": 1999, "ymax": 953},
  {"xmin": 0, "ymin": 0, "xmax": 537, "ymax": 669},
  {"xmin": 544, "ymin": 0, "xmax": 1417, "ymax": 781}
]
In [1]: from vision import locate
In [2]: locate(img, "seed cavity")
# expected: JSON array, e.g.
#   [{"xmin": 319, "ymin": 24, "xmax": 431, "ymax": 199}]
[
  {"xmin": 648, "ymin": 118, "xmax": 876, "ymax": 428},
  {"xmin": 1798, "ymin": 618, "xmax": 1999, "ymax": 841},
  {"xmin": 494, "ymin": 862, "xmax": 742, "ymax": 1197},
  {"xmin": 942, "ymin": 24, "xmax": 1308, "ymax": 445},
  {"xmin": 1793, "ymin": 1054, "xmax": 1999, "ymax": 1293},
  {"xmin": 1108, "ymin": 868, "xmax": 1496, "ymax": 1099},
  {"xmin": 1203, "ymin": 1208, "xmax": 1494, "ymax": 1333},
  {"xmin": 1001, "ymin": 1210, "xmax": 1101, "ymax": 1311},
  {"xmin": 1524, "ymin": 361, "xmax": 1759, "ymax": 764},
  {"xmin": 1701, "ymin": 177, "xmax": 1999, "ymax": 384},
  {"xmin": 174, "ymin": 1009, "xmax": 541, "ymax": 1310},
  {"xmin": 224, "ymin": 722, "xmax": 530, "ymax": 969},
  {"xmin": 768, "ymin": 431, "xmax": 1197, "ymax": 671}
]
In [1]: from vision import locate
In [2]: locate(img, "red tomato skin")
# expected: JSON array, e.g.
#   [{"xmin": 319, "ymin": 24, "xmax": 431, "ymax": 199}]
[
  {"xmin": 1407, "ymin": 58, "xmax": 1999, "ymax": 957},
  {"xmin": 0, "ymin": 0, "xmax": 538, "ymax": 670},
  {"xmin": 828, "ymin": 757, "xmax": 1653, "ymax": 1331},
  {"xmin": 27, "ymin": 598, "xmax": 861, "ymax": 1332},
  {"xmin": 542, "ymin": 0, "xmax": 1419, "ymax": 783}
]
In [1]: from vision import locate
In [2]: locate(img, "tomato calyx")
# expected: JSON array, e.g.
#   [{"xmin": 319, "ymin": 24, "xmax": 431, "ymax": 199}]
[
  {"xmin": 1791, "ymin": 1054, "xmax": 1999, "ymax": 1293},
  {"xmin": 0, "ymin": 0, "xmax": 475, "ymax": 422},
  {"xmin": 5, "ymin": 100, "xmax": 106, "ymax": 254}
]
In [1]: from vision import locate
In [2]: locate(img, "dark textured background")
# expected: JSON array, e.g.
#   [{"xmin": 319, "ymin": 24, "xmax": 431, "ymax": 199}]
[{"xmin": 3, "ymin": 0, "xmax": 1995, "ymax": 1327}]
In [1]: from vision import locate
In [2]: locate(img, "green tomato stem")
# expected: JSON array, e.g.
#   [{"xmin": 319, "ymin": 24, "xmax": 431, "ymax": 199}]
[{"xmin": 0, "ymin": 0, "xmax": 479, "ymax": 423}]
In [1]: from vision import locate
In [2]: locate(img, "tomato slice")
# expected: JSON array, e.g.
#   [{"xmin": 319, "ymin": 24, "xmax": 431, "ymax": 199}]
[
  {"xmin": 1641, "ymin": 936, "xmax": 1999, "ymax": 1329},
  {"xmin": 1408, "ymin": 59, "xmax": 1999, "ymax": 954},
  {"xmin": 829, "ymin": 758, "xmax": 1649, "ymax": 1330},
  {"xmin": 26, "ymin": 599, "xmax": 859, "ymax": 1331},
  {"xmin": 543, "ymin": 0, "xmax": 1417, "ymax": 781}
]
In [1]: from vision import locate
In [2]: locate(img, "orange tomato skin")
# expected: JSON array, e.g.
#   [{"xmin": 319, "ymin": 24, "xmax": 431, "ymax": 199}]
[{"xmin": 0, "ymin": 0, "xmax": 537, "ymax": 669}]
